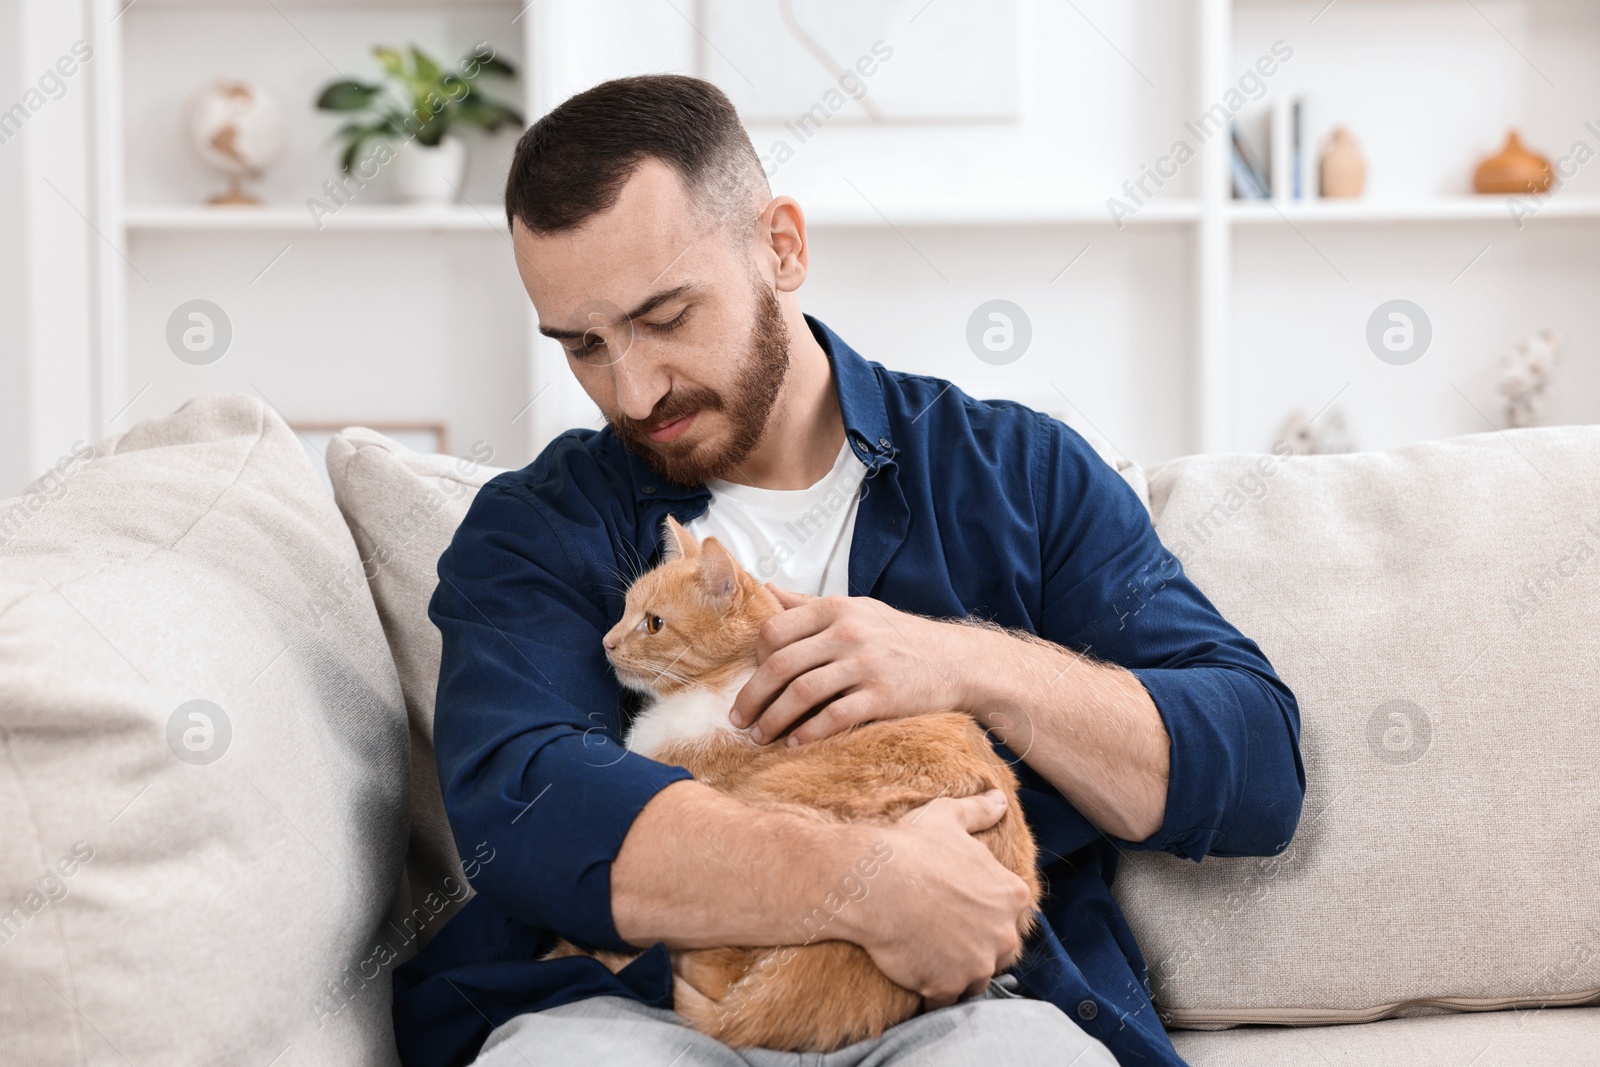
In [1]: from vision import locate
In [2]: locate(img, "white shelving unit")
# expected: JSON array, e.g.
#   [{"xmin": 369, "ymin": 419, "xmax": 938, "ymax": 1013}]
[
  {"xmin": 123, "ymin": 205, "xmax": 511, "ymax": 231},
  {"xmin": 63, "ymin": 0, "xmax": 1600, "ymax": 475},
  {"xmin": 1228, "ymin": 198, "xmax": 1600, "ymax": 224},
  {"xmin": 122, "ymin": 200, "xmax": 1207, "ymax": 231},
  {"xmin": 91, "ymin": 0, "xmax": 553, "ymax": 468}
]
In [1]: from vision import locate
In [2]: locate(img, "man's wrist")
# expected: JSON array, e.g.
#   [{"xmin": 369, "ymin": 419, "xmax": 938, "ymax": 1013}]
[
  {"xmin": 938, "ymin": 618, "xmax": 1015, "ymax": 712},
  {"xmin": 614, "ymin": 784, "xmax": 896, "ymax": 952},
  {"xmin": 941, "ymin": 620, "xmax": 1054, "ymax": 763},
  {"xmin": 923, "ymin": 616, "xmax": 982, "ymax": 711},
  {"xmin": 798, "ymin": 821, "xmax": 890, "ymax": 949}
]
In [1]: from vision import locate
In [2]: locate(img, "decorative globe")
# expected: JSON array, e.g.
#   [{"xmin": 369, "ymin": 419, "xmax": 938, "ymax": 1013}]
[{"xmin": 188, "ymin": 80, "xmax": 285, "ymax": 205}]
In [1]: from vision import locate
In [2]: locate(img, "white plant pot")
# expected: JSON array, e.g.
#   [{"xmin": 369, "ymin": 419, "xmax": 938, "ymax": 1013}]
[{"xmin": 395, "ymin": 137, "xmax": 466, "ymax": 205}]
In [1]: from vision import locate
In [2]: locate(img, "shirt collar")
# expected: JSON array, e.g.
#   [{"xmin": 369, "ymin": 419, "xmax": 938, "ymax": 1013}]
[{"xmin": 621, "ymin": 314, "xmax": 897, "ymax": 501}]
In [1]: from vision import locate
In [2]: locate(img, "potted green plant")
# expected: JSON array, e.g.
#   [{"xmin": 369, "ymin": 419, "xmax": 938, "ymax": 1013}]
[{"xmin": 316, "ymin": 44, "xmax": 523, "ymax": 205}]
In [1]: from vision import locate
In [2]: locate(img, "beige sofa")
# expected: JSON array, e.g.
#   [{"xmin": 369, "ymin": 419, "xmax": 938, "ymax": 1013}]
[{"xmin": 1, "ymin": 394, "xmax": 1595, "ymax": 1066}]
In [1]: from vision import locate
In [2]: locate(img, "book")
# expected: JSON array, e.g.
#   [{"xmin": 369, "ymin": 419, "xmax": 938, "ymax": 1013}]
[
  {"xmin": 1292, "ymin": 97, "xmax": 1304, "ymax": 199},
  {"xmin": 1232, "ymin": 124, "xmax": 1270, "ymax": 199},
  {"xmin": 1271, "ymin": 98, "xmax": 1292, "ymax": 203}
]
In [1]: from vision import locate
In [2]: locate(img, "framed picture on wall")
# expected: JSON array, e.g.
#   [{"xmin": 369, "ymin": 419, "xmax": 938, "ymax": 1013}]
[{"xmin": 695, "ymin": 0, "xmax": 1020, "ymax": 123}]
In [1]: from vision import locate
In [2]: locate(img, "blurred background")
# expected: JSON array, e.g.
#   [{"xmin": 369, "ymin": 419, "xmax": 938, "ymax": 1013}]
[{"xmin": 2, "ymin": 0, "xmax": 1597, "ymax": 495}]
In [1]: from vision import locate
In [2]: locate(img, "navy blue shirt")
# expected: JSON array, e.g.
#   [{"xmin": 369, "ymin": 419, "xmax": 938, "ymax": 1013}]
[{"xmin": 392, "ymin": 316, "xmax": 1305, "ymax": 1066}]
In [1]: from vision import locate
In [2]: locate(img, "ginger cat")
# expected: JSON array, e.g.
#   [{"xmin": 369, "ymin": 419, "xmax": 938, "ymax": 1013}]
[{"xmin": 543, "ymin": 515, "xmax": 1041, "ymax": 1052}]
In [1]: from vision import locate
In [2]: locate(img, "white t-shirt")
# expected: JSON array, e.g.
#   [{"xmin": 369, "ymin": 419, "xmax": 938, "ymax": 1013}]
[{"xmin": 685, "ymin": 438, "xmax": 868, "ymax": 597}]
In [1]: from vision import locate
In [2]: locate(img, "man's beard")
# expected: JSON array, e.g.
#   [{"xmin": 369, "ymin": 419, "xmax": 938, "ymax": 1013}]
[{"xmin": 609, "ymin": 278, "xmax": 791, "ymax": 487}]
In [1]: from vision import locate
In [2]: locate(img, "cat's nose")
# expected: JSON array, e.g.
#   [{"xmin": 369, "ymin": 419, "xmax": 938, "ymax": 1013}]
[{"xmin": 602, "ymin": 635, "xmax": 618, "ymax": 652}]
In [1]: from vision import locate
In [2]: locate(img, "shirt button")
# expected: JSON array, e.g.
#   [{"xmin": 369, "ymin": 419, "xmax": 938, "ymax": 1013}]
[
  {"xmin": 1076, "ymin": 999, "xmax": 1098, "ymax": 1021},
  {"xmin": 877, "ymin": 437, "xmax": 891, "ymax": 450},
  {"xmin": 641, "ymin": 486, "xmax": 656, "ymax": 494}
]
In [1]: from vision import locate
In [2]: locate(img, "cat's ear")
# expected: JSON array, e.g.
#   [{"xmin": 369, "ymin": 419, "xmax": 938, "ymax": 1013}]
[
  {"xmin": 698, "ymin": 537, "xmax": 742, "ymax": 608},
  {"xmin": 660, "ymin": 514, "xmax": 698, "ymax": 562}
]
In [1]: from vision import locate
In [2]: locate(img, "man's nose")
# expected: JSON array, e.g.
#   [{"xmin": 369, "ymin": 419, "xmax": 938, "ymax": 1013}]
[{"xmin": 610, "ymin": 354, "xmax": 664, "ymax": 423}]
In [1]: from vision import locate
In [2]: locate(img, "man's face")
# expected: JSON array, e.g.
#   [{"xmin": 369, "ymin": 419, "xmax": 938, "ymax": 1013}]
[{"xmin": 512, "ymin": 159, "xmax": 791, "ymax": 486}]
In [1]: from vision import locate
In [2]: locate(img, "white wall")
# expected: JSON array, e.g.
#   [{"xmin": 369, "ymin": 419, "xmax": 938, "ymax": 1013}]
[
  {"xmin": 1, "ymin": 0, "xmax": 96, "ymax": 498},
  {"xmin": 123, "ymin": 230, "xmax": 532, "ymax": 463},
  {"xmin": 802, "ymin": 224, "xmax": 1194, "ymax": 464},
  {"xmin": 0, "ymin": 0, "xmax": 26, "ymax": 495},
  {"xmin": 527, "ymin": 0, "xmax": 1201, "ymax": 464},
  {"xmin": 551, "ymin": 0, "xmax": 1199, "ymax": 213}
]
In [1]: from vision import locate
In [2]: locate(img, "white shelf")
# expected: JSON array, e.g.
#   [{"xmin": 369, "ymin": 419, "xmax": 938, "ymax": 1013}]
[
  {"xmin": 127, "ymin": 0, "xmax": 521, "ymax": 7},
  {"xmin": 124, "ymin": 201, "xmax": 1205, "ymax": 232},
  {"xmin": 802, "ymin": 199, "xmax": 1201, "ymax": 228},
  {"xmin": 1228, "ymin": 197, "xmax": 1600, "ymax": 225},
  {"xmin": 128, "ymin": 196, "xmax": 1600, "ymax": 234},
  {"xmin": 125, "ymin": 204, "xmax": 510, "ymax": 232}
]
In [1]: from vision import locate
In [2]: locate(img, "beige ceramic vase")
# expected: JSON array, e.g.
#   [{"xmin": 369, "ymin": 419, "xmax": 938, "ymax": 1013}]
[{"xmin": 1320, "ymin": 127, "xmax": 1367, "ymax": 199}]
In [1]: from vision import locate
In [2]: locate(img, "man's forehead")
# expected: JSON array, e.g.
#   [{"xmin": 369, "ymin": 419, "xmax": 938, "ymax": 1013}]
[{"xmin": 513, "ymin": 160, "xmax": 723, "ymax": 310}]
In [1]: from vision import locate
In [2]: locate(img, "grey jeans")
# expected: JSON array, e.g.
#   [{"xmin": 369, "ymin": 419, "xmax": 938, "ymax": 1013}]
[{"xmin": 469, "ymin": 976, "xmax": 1119, "ymax": 1066}]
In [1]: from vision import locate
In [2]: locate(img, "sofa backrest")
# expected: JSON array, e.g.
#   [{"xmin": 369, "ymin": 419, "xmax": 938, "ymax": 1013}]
[
  {"xmin": 1114, "ymin": 426, "xmax": 1600, "ymax": 1028},
  {"xmin": 326, "ymin": 427, "xmax": 508, "ymax": 949}
]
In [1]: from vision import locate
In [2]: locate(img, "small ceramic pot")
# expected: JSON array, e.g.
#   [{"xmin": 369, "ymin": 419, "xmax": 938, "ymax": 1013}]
[
  {"xmin": 1473, "ymin": 131, "xmax": 1554, "ymax": 195},
  {"xmin": 1320, "ymin": 127, "xmax": 1367, "ymax": 199},
  {"xmin": 396, "ymin": 137, "xmax": 467, "ymax": 205}
]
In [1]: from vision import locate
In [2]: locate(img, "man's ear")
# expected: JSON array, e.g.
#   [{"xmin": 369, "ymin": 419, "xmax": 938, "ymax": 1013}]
[
  {"xmin": 761, "ymin": 196, "xmax": 810, "ymax": 294},
  {"xmin": 661, "ymin": 514, "xmax": 698, "ymax": 562},
  {"xmin": 698, "ymin": 538, "xmax": 742, "ymax": 608}
]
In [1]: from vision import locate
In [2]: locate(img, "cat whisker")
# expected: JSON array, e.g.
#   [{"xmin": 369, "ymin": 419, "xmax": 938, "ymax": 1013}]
[
  {"xmin": 618, "ymin": 535, "xmax": 649, "ymax": 582},
  {"xmin": 646, "ymin": 648, "xmax": 705, "ymax": 691},
  {"xmin": 598, "ymin": 562, "xmax": 633, "ymax": 592},
  {"xmin": 621, "ymin": 542, "xmax": 643, "ymax": 581},
  {"xmin": 649, "ymin": 666, "xmax": 698, "ymax": 688}
]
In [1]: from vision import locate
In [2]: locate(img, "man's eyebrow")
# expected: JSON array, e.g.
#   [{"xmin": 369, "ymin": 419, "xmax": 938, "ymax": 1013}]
[{"xmin": 538, "ymin": 284, "xmax": 697, "ymax": 340}]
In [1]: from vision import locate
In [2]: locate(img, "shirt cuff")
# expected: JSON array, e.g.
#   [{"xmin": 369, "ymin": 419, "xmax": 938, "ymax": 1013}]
[
  {"xmin": 560, "ymin": 748, "xmax": 697, "ymax": 952},
  {"xmin": 1120, "ymin": 666, "xmax": 1248, "ymax": 860},
  {"xmin": 459, "ymin": 730, "xmax": 695, "ymax": 955}
]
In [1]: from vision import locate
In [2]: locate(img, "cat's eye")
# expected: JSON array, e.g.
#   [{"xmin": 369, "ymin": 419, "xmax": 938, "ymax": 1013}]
[{"xmin": 645, "ymin": 614, "xmax": 663, "ymax": 635}]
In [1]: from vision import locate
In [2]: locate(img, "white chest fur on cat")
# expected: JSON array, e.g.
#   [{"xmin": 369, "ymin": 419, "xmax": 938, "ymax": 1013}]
[{"xmin": 624, "ymin": 669, "xmax": 757, "ymax": 756}]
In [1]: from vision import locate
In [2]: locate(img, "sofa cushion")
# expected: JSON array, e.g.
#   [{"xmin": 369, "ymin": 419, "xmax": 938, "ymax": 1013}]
[
  {"xmin": 1172, "ymin": 1005, "xmax": 1600, "ymax": 1066},
  {"xmin": 325, "ymin": 428, "xmax": 506, "ymax": 950},
  {"xmin": 1113, "ymin": 426, "xmax": 1600, "ymax": 1028},
  {"xmin": 0, "ymin": 395, "xmax": 409, "ymax": 1065}
]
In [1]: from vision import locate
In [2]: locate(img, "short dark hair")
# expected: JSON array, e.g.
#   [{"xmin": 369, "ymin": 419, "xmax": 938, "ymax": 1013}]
[{"xmin": 504, "ymin": 74, "xmax": 767, "ymax": 237}]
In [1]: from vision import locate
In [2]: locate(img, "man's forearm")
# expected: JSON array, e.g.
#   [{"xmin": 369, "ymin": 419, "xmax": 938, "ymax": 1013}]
[
  {"xmin": 947, "ymin": 621, "xmax": 1170, "ymax": 842},
  {"xmin": 610, "ymin": 778, "xmax": 875, "ymax": 950}
]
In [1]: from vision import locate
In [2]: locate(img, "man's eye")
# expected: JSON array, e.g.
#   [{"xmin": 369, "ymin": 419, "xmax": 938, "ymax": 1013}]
[
  {"xmin": 645, "ymin": 614, "xmax": 663, "ymax": 635},
  {"xmin": 568, "ymin": 333, "xmax": 605, "ymax": 361},
  {"xmin": 651, "ymin": 309, "xmax": 689, "ymax": 333}
]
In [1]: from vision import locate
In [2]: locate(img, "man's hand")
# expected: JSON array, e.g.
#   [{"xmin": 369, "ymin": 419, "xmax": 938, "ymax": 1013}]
[
  {"xmin": 730, "ymin": 586, "xmax": 965, "ymax": 745},
  {"xmin": 729, "ymin": 583, "xmax": 1172, "ymax": 843},
  {"xmin": 832, "ymin": 788, "xmax": 1032, "ymax": 1009}
]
